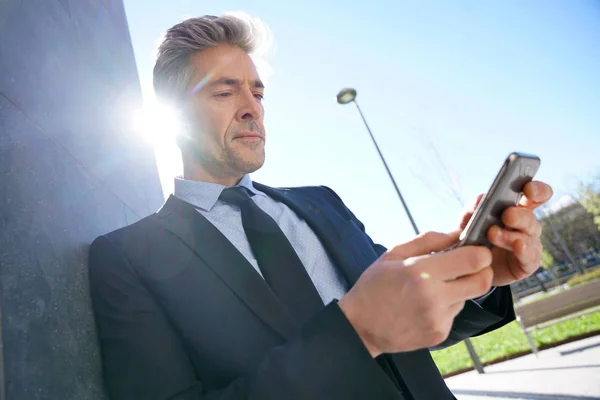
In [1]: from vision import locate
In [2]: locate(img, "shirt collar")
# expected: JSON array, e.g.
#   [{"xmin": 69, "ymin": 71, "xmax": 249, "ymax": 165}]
[{"xmin": 174, "ymin": 174, "xmax": 265, "ymax": 212}]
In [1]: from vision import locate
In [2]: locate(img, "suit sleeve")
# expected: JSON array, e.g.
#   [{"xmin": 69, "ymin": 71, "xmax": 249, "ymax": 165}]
[
  {"xmin": 88, "ymin": 235, "xmax": 401, "ymax": 400},
  {"xmin": 320, "ymin": 186, "xmax": 516, "ymax": 350},
  {"xmin": 432, "ymin": 284, "xmax": 515, "ymax": 349}
]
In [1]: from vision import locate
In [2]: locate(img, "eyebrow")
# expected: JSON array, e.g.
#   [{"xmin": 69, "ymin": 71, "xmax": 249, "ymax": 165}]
[{"xmin": 208, "ymin": 77, "xmax": 265, "ymax": 89}]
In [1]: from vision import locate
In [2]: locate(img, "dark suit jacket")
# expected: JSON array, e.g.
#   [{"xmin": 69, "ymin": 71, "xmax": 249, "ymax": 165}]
[{"xmin": 88, "ymin": 184, "xmax": 515, "ymax": 400}]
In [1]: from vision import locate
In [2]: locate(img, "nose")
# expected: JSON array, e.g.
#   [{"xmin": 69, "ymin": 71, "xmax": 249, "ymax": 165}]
[{"xmin": 236, "ymin": 89, "xmax": 263, "ymax": 123}]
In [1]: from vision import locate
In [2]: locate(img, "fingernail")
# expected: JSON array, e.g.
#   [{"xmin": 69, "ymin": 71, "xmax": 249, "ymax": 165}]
[
  {"xmin": 495, "ymin": 228, "xmax": 503, "ymax": 239},
  {"xmin": 519, "ymin": 240, "xmax": 527, "ymax": 252},
  {"xmin": 529, "ymin": 184, "xmax": 538, "ymax": 197}
]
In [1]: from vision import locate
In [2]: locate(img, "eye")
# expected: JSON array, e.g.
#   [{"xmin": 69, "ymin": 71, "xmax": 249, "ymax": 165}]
[
  {"xmin": 254, "ymin": 93, "xmax": 264, "ymax": 100},
  {"xmin": 215, "ymin": 92, "xmax": 232, "ymax": 98}
]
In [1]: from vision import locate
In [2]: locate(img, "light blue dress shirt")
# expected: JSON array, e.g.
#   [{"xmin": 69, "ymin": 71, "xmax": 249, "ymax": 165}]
[
  {"xmin": 174, "ymin": 174, "xmax": 349, "ymax": 305},
  {"xmin": 174, "ymin": 175, "xmax": 493, "ymax": 307}
]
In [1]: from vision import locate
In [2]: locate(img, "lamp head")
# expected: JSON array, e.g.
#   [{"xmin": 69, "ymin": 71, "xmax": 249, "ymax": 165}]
[{"xmin": 336, "ymin": 88, "xmax": 357, "ymax": 104}]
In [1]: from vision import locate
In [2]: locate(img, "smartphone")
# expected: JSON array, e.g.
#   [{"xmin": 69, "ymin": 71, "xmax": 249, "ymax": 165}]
[{"xmin": 455, "ymin": 152, "xmax": 541, "ymax": 249}]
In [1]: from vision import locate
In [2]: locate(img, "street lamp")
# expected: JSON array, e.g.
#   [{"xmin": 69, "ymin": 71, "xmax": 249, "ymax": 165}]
[
  {"xmin": 336, "ymin": 88, "xmax": 420, "ymax": 235},
  {"xmin": 336, "ymin": 87, "xmax": 486, "ymax": 374}
]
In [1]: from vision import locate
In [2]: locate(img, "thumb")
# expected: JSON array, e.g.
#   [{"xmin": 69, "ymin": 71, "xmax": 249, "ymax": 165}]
[{"xmin": 390, "ymin": 230, "xmax": 461, "ymax": 259}]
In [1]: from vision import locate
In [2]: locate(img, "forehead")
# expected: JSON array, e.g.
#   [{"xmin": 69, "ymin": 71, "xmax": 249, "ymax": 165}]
[{"xmin": 188, "ymin": 44, "xmax": 260, "ymax": 84}]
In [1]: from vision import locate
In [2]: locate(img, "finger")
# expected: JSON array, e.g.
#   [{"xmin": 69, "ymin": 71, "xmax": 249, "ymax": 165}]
[
  {"xmin": 406, "ymin": 245, "xmax": 492, "ymax": 281},
  {"xmin": 390, "ymin": 230, "xmax": 461, "ymax": 260},
  {"xmin": 512, "ymin": 237, "xmax": 543, "ymax": 275},
  {"xmin": 520, "ymin": 181, "xmax": 553, "ymax": 209},
  {"xmin": 445, "ymin": 266, "xmax": 494, "ymax": 304},
  {"xmin": 501, "ymin": 207, "xmax": 542, "ymax": 238},
  {"xmin": 488, "ymin": 225, "xmax": 537, "ymax": 250}
]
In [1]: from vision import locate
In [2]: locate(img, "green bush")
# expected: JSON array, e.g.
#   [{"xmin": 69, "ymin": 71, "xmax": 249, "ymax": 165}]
[{"xmin": 567, "ymin": 266, "xmax": 600, "ymax": 287}]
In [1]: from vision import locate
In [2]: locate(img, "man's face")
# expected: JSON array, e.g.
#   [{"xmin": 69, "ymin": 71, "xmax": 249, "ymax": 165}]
[{"xmin": 182, "ymin": 44, "xmax": 266, "ymax": 179}]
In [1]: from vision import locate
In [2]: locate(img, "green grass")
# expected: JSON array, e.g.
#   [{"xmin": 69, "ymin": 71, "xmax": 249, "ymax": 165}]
[{"xmin": 431, "ymin": 311, "xmax": 600, "ymax": 375}]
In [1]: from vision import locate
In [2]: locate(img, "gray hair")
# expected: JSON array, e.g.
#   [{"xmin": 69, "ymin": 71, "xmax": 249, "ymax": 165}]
[{"xmin": 153, "ymin": 13, "xmax": 269, "ymax": 104}]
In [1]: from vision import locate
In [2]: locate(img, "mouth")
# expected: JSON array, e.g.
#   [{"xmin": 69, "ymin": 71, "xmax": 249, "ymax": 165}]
[{"xmin": 234, "ymin": 131, "xmax": 264, "ymax": 142}]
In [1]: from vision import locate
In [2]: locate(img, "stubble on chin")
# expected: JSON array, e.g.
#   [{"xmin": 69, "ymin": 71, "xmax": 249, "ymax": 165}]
[{"xmin": 225, "ymin": 140, "xmax": 265, "ymax": 174}]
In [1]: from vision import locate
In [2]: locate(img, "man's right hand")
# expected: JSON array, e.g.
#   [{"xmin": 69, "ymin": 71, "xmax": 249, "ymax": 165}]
[{"xmin": 338, "ymin": 231, "xmax": 493, "ymax": 358}]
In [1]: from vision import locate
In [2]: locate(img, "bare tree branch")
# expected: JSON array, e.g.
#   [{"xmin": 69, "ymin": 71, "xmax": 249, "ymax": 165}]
[{"xmin": 407, "ymin": 130, "xmax": 466, "ymax": 208}]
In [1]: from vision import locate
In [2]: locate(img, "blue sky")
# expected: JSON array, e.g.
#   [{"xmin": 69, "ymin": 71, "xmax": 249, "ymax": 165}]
[{"xmin": 124, "ymin": 0, "xmax": 600, "ymax": 248}]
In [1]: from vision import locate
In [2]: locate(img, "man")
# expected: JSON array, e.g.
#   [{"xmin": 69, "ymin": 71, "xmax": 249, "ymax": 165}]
[{"xmin": 89, "ymin": 14, "xmax": 553, "ymax": 400}]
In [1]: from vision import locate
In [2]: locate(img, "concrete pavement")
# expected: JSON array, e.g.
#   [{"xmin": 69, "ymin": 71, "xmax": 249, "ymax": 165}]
[{"xmin": 444, "ymin": 335, "xmax": 600, "ymax": 400}]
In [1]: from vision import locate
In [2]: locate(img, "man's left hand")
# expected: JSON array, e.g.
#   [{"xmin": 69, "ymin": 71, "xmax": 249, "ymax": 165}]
[{"xmin": 459, "ymin": 181, "xmax": 554, "ymax": 287}]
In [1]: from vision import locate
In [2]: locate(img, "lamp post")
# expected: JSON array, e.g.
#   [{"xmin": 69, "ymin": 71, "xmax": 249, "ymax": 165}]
[
  {"xmin": 336, "ymin": 88, "xmax": 420, "ymax": 235},
  {"xmin": 336, "ymin": 87, "xmax": 485, "ymax": 374}
]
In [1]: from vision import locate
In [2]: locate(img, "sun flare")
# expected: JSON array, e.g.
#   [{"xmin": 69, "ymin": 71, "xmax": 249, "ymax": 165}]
[
  {"xmin": 133, "ymin": 98, "xmax": 183, "ymax": 196},
  {"xmin": 133, "ymin": 100, "xmax": 182, "ymax": 143}
]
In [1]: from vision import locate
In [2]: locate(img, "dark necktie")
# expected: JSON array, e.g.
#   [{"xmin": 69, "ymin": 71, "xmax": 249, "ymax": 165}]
[{"xmin": 219, "ymin": 187, "xmax": 324, "ymax": 324}]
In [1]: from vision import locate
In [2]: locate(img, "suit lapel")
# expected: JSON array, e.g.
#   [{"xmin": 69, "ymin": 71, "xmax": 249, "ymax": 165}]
[
  {"xmin": 253, "ymin": 183, "xmax": 366, "ymax": 287},
  {"xmin": 156, "ymin": 195, "xmax": 297, "ymax": 339}
]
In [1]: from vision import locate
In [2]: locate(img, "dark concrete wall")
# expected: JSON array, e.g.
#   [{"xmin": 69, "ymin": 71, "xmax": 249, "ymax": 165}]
[{"xmin": 0, "ymin": 1, "xmax": 164, "ymax": 399}]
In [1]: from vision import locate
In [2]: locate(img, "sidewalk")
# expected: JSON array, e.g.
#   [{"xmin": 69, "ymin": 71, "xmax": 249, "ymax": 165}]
[{"xmin": 444, "ymin": 335, "xmax": 600, "ymax": 400}]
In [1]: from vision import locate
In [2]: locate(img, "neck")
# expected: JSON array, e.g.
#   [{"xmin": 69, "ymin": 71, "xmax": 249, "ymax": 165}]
[{"xmin": 183, "ymin": 161, "xmax": 243, "ymax": 187}]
